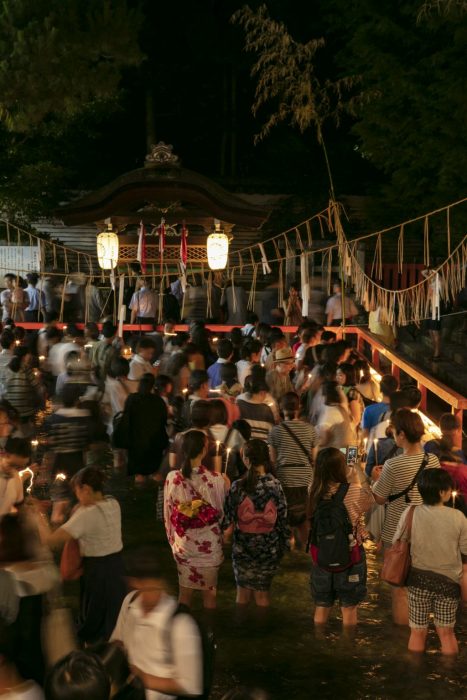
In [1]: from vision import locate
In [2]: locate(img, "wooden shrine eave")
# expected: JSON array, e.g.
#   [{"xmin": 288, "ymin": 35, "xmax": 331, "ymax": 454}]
[{"xmin": 57, "ymin": 163, "xmax": 271, "ymax": 229}]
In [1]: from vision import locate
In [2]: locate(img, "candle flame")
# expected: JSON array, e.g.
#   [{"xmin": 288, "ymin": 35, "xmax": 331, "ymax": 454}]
[
  {"xmin": 19, "ymin": 467, "xmax": 35, "ymax": 494},
  {"xmin": 55, "ymin": 473, "xmax": 67, "ymax": 482}
]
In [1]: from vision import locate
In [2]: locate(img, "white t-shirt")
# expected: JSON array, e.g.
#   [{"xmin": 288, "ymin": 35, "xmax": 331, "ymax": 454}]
[
  {"xmin": 111, "ymin": 592, "xmax": 202, "ymax": 700},
  {"xmin": 128, "ymin": 354, "xmax": 154, "ymax": 381},
  {"xmin": 236, "ymin": 359, "xmax": 252, "ymax": 388},
  {"xmin": 394, "ymin": 504, "xmax": 467, "ymax": 583},
  {"xmin": 317, "ymin": 404, "xmax": 345, "ymax": 431},
  {"xmin": 48, "ymin": 341, "xmax": 78, "ymax": 376},
  {"xmin": 62, "ymin": 497, "xmax": 122, "ymax": 557},
  {"xmin": 1, "ymin": 681, "xmax": 44, "ymax": 699},
  {"xmin": 0, "ymin": 472, "xmax": 23, "ymax": 516},
  {"xmin": 1, "ymin": 289, "xmax": 12, "ymax": 322}
]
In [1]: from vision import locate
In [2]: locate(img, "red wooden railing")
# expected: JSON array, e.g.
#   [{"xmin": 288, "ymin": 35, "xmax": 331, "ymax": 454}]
[{"xmin": 11, "ymin": 322, "xmax": 467, "ymax": 443}]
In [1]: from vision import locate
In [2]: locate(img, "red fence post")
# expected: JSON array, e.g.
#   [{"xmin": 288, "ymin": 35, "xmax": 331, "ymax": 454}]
[
  {"xmin": 372, "ymin": 347, "xmax": 380, "ymax": 371},
  {"xmin": 453, "ymin": 408, "xmax": 463, "ymax": 448},
  {"xmin": 357, "ymin": 332, "xmax": 364, "ymax": 354},
  {"xmin": 392, "ymin": 363, "xmax": 401, "ymax": 383},
  {"xmin": 418, "ymin": 381, "xmax": 427, "ymax": 412}
]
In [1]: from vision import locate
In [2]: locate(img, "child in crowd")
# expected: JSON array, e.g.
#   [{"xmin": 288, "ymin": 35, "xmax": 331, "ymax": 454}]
[{"xmin": 394, "ymin": 469, "xmax": 467, "ymax": 655}]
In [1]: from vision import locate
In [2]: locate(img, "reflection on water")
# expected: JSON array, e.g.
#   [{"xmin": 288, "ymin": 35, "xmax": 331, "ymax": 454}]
[
  {"xmin": 110, "ymin": 475, "xmax": 467, "ymax": 700},
  {"xmin": 212, "ymin": 544, "xmax": 467, "ymax": 700}
]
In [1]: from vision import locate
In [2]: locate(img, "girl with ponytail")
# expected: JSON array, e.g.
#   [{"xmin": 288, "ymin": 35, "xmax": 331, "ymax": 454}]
[
  {"xmin": 164, "ymin": 429, "xmax": 228, "ymax": 609},
  {"xmin": 222, "ymin": 438, "xmax": 290, "ymax": 608}
]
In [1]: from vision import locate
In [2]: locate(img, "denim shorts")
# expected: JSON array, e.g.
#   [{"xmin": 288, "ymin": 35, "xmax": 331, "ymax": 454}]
[{"xmin": 310, "ymin": 548, "xmax": 367, "ymax": 608}]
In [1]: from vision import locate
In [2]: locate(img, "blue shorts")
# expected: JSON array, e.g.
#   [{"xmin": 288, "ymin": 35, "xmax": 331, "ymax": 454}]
[{"xmin": 310, "ymin": 548, "xmax": 367, "ymax": 608}]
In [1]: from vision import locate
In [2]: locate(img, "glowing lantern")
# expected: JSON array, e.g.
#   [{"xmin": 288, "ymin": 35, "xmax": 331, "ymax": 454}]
[
  {"xmin": 97, "ymin": 224, "xmax": 119, "ymax": 269},
  {"xmin": 207, "ymin": 220, "xmax": 229, "ymax": 270}
]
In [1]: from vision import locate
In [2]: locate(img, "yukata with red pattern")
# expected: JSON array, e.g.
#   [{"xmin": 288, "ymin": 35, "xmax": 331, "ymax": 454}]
[{"xmin": 164, "ymin": 466, "xmax": 227, "ymax": 590}]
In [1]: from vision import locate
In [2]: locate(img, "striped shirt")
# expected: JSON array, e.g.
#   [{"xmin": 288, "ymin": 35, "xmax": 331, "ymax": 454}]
[
  {"xmin": 236, "ymin": 397, "xmax": 275, "ymax": 441},
  {"xmin": 43, "ymin": 407, "xmax": 92, "ymax": 453},
  {"xmin": 4, "ymin": 368, "xmax": 40, "ymax": 418},
  {"xmin": 269, "ymin": 421, "xmax": 318, "ymax": 487},
  {"xmin": 372, "ymin": 452, "xmax": 440, "ymax": 544}
]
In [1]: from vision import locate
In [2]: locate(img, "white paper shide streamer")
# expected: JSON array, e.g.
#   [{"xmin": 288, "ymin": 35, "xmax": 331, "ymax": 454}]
[
  {"xmin": 259, "ymin": 244, "xmax": 272, "ymax": 276},
  {"xmin": 300, "ymin": 254, "xmax": 310, "ymax": 318},
  {"xmin": 430, "ymin": 272, "xmax": 441, "ymax": 320}
]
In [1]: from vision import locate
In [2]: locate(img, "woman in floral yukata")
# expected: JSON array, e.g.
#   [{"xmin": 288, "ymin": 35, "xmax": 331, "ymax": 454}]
[
  {"xmin": 222, "ymin": 439, "xmax": 290, "ymax": 608},
  {"xmin": 164, "ymin": 430, "xmax": 229, "ymax": 609}
]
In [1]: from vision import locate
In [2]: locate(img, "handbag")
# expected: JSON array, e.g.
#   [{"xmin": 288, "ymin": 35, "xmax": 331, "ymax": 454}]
[
  {"xmin": 60, "ymin": 538, "xmax": 83, "ymax": 581},
  {"xmin": 381, "ymin": 505, "xmax": 415, "ymax": 586}
]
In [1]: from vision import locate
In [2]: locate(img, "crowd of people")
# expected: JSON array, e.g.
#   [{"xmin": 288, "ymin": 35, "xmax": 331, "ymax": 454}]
[{"xmin": 0, "ymin": 270, "xmax": 466, "ymax": 699}]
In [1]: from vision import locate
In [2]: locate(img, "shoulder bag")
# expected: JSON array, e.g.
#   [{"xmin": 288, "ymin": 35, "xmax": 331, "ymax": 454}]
[
  {"xmin": 381, "ymin": 505, "xmax": 416, "ymax": 586},
  {"xmin": 387, "ymin": 454, "xmax": 429, "ymax": 504},
  {"xmin": 281, "ymin": 422, "xmax": 312, "ymax": 464}
]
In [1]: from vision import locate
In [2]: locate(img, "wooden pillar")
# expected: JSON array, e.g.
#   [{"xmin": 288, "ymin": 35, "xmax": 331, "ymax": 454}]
[{"xmin": 417, "ymin": 381, "xmax": 427, "ymax": 413}]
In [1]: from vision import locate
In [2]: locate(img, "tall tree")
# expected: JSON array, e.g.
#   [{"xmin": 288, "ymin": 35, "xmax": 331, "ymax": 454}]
[
  {"xmin": 326, "ymin": 0, "xmax": 467, "ymax": 222},
  {"xmin": 0, "ymin": 0, "xmax": 143, "ymax": 131},
  {"xmin": 0, "ymin": 0, "xmax": 143, "ymax": 217},
  {"xmin": 232, "ymin": 4, "xmax": 356, "ymax": 199}
]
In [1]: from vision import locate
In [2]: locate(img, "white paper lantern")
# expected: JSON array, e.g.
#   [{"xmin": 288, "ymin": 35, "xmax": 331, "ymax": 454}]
[
  {"xmin": 97, "ymin": 230, "xmax": 119, "ymax": 269},
  {"xmin": 207, "ymin": 220, "xmax": 229, "ymax": 270}
]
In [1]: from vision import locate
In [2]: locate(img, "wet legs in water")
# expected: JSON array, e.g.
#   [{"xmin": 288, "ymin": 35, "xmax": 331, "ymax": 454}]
[
  {"xmin": 179, "ymin": 586, "xmax": 217, "ymax": 609},
  {"xmin": 314, "ymin": 605, "xmax": 358, "ymax": 626},
  {"xmin": 236, "ymin": 587, "xmax": 270, "ymax": 607},
  {"xmin": 409, "ymin": 627, "xmax": 458, "ymax": 655},
  {"xmin": 392, "ymin": 587, "xmax": 409, "ymax": 625}
]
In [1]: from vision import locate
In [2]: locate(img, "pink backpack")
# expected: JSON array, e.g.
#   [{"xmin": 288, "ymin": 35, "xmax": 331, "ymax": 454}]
[{"xmin": 237, "ymin": 497, "xmax": 277, "ymax": 534}]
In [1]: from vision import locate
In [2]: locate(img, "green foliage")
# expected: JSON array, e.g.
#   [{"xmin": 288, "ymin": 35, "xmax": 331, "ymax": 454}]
[
  {"xmin": 0, "ymin": 0, "xmax": 143, "ymax": 132},
  {"xmin": 331, "ymin": 0, "xmax": 467, "ymax": 220},
  {"xmin": 232, "ymin": 5, "xmax": 356, "ymax": 145}
]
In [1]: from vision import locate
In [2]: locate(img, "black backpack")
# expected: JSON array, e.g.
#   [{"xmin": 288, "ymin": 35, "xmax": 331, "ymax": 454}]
[
  {"xmin": 164, "ymin": 604, "xmax": 216, "ymax": 700},
  {"xmin": 311, "ymin": 483, "xmax": 353, "ymax": 572}
]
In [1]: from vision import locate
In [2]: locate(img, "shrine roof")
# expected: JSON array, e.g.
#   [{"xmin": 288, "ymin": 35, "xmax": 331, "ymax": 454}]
[{"xmin": 58, "ymin": 142, "xmax": 271, "ymax": 230}]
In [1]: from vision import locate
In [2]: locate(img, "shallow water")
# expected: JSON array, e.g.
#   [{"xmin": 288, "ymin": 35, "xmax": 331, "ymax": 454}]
[{"xmin": 109, "ymin": 475, "xmax": 467, "ymax": 700}]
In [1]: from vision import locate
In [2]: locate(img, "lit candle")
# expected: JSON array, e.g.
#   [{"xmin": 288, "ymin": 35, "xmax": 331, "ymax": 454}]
[
  {"xmin": 363, "ymin": 437, "xmax": 368, "ymax": 458},
  {"xmin": 30, "ymin": 439, "xmax": 38, "ymax": 461},
  {"xmin": 55, "ymin": 473, "xmax": 67, "ymax": 482},
  {"xmin": 39, "ymin": 355, "xmax": 46, "ymax": 363},
  {"xmin": 452, "ymin": 490, "xmax": 458, "ymax": 509},
  {"xmin": 212, "ymin": 337, "xmax": 219, "ymax": 343},
  {"xmin": 216, "ymin": 440, "xmax": 220, "ymax": 456},
  {"xmin": 373, "ymin": 438, "xmax": 379, "ymax": 465},
  {"xmin": 225, "ymin": 447, "xmax": 231, "ymax": 473},
  {"xmin": 19, "ymin": 467, "xmax": 35, "ymax": 495},
  {"xmin": 62, "ymin": 325, "xmax": 68, "ymax": 332},
  {"xmin": 14, "ymin": 340, "xmax": 20, "ymax": 346}
]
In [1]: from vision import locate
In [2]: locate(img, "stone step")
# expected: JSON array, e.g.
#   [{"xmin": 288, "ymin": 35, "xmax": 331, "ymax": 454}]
[{"xmin": 398, "ymin": 340, "xmax": 467, "ymax": 398}]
